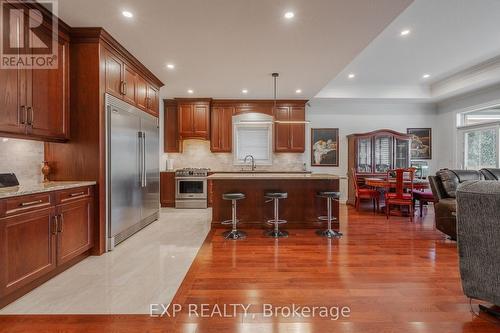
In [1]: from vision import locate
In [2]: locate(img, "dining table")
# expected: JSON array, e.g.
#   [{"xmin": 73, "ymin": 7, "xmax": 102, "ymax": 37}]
[{"xmin": 364, "ymin": 177, "xmax": 430, "ymax": 190}]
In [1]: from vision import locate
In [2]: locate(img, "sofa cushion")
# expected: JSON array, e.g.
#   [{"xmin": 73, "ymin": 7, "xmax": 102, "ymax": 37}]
[
  {"xmin": 436, "ymin": 169, "xmax": 482, "ymax": 198},
  {"xmin": 480, "ymin": 168, "xmax": 500, "ymax": 180}
]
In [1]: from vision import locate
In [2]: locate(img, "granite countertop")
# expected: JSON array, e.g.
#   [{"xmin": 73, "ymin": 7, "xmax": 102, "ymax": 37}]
[
  {"xmin": 208, "ymin": 173, "xmax": 341, "ymax": 180},
  {"xmin": 0, "ymin": 181, "xmax": 97, "ymax": 199}
]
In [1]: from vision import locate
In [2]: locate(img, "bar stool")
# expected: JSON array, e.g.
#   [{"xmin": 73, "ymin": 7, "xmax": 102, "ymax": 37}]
[
  {"xmin": 264, "ymin": 191, "xmax": 288, "ymax": 238},
  {"xmin": 316, "ymin": 191, "xmax": 342, "ymax": 238},
  {"xmin": 221, "ymin": 193, "xmax": 247, "ymax": 240}
]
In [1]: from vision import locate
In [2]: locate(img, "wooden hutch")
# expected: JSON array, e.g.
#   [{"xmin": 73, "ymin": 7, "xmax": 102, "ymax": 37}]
[{"xmin": 347, "ymin": 129, "xmax": 411, "ymax": 205}]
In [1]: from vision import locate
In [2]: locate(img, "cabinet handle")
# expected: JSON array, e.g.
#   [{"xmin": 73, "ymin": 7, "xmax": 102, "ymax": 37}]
[
  {"xmin": 121, "ymin": 81, "xmax": 127, "ymax": 95},
  {"xmin": 52, "ymin": 215, "xmax": 58, "ymax": 235},
  {"xmin": 20, "ymin": 105, "xmax": 26, "ymax": 124},
  {"xmin": 19, "ymin": 199, "xmax": 43, "ymax": 207},
  {"xmin": 69, "ymin": 191, "xmax": 85, "ymax": 197},
  {"xmin": 57, "ymin": 214, "xmax": 63, "ymax": 233},
  {"xmin": 27, "ymin": 106, "xmax": 33, "ymax": 126}
]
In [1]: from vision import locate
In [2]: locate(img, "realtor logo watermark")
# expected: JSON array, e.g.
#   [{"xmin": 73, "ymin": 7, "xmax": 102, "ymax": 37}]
[{"xmin": 0, "ymin": 0, "xmax": 59, "ymax": 69}]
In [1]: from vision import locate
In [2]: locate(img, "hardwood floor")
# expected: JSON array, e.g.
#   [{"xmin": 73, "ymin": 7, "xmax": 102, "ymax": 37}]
[{"xmin": 1, "ymin": 204, "xmax": 498, "ymax": 333}]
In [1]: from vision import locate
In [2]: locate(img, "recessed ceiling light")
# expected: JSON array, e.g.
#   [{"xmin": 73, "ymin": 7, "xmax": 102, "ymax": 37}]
[
  {"xmin": 187, "ymin": 89, "xmax": 194, "ymax": 94},
  {"xmin": 422, "ymin": 74, "xmax": 431, "ymax": 79},
  {"xmin": 295, "ymin": 89, "xmax": 302, "ymax": 94},
  {"xmin": 122, "ymin": 11, "xmax": 133, "ymax": 18},
  {"xmin": 400, "ymin": 29, "xmax": 411, "ymax": 36},
  {"xmin": 166, "ymin": 64, "xmax": 175, "ymax": 69},
  {"xmin": 242, "ymin": 89, "xmax": 248, "ymax": 94},
  {"xmin": 348, "ymin": 73, "xmax": 356, "ymax": 79},
  {"xmin": 2, "ymin": 138, "xmax": 8, "ymax": 142},
  {"xmin": 284, "ymin": 12, "xmax": 295, "ymax": 19}
]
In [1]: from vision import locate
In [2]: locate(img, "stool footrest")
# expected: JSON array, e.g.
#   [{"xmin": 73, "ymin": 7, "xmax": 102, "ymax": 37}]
[
  {"xmin": 221, "ymin": 219, "xmax": 240, "ymax": 225},
  {"xmin": 318, "ymin": 216, "xmax": 337, "ymax": 222},
  {"xmin": 266, "ymin": 219, "xmax": 287, "ymax": 225},
  {"xmin": 316, "ymin": 229, "xmax": 342, "ymax": 238}
]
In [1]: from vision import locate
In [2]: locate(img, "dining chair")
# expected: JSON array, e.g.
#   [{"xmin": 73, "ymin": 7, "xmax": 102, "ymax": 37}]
[
  {"xmin": 385, "ymin": 168, "xmax": 416, "ymax": 221},
  {"xmin": 352, "ymin": 168, "xmax": 379, "ymax": 212}
]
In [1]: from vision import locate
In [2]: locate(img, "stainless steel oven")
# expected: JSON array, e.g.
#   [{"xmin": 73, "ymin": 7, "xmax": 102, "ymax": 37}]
[{"xmin": 175, "ymin": 168, "xmax": 209, "ymax": 208}]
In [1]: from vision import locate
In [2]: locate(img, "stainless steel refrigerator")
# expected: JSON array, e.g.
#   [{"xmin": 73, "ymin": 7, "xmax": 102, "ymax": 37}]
[{"xmin": 105, "ymin": 94, "xmax": 159, "ymax": 251}]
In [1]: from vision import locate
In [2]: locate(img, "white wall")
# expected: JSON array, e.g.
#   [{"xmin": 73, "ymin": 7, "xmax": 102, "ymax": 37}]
[
  {"xmin": 305, "ymin": 99, "xmax": 439, "ymax": 201},
  {"xmin": 436, "ymin": 83, "xmax": 500, "ymax": 169}
]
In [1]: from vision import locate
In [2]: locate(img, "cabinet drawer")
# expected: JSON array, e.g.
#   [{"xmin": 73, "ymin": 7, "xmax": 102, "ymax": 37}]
[
  {"xmin": 55, "ymin": 186, "xmax": 92, "ymax": 204},
  {"xmin": 2, "ymin": 193, "xmax": 53, "ymax": 217}
]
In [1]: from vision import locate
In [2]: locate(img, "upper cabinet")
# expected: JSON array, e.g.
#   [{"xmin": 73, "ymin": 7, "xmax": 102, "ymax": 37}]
[
  {"xmin": 103, "ymin": 47, "xmax": 160, "ymax": 117},
  {"xmin": 274, "ymin": 105, "xmax": 306, "ymax": 153},
  {"xmin": 0, "ymin": 3, "xmax": 69, "ymax": 142},
  {"xmin": 178, "ymin": 99, "xmax": 211, "ymax": 139},
  {"xmin": 164, "ymin": 99, "xmax": 182, "ymax": 153},
  {"xmin": 211, "ymin": 106, "xmax": 233, "ymax": 152}
]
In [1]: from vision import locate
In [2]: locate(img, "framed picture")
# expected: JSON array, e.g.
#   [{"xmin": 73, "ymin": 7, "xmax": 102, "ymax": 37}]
[
  {"xmin": 311, "ymin": 128, "xmax": 339, "ymax": 166},
  {"xmin": 407, "ymin": 128, "xmax": 432, "ymax": 160}
]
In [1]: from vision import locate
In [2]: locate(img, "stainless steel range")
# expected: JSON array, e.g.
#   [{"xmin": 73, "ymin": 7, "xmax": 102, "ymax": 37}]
[{"xmin": 175, "ymin": 168, "xmax": 210, "ymax": 208}]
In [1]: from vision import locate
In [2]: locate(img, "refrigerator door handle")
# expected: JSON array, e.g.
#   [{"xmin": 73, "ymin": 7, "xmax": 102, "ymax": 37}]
[
  {"xmin": 138, "ymin": 131, "xmax": 143, "ymax": 185},
  {"xmin": 142, "ymin": 131, "xmax": 147, "ymax": 188}
]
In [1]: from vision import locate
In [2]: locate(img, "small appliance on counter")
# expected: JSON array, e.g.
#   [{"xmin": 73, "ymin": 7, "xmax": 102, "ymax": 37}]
[
  {"xmin": 175, "ymin": 168, "xmax": 209, "ymax": 209},
  {"xmin": 0, "ymin": 173, "xmax": 19, "ymax": 188}
]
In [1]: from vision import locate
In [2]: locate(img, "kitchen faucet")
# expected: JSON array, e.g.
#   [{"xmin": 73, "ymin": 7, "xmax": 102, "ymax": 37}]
[{"xmin": 243, "ymin": 155, "xmax": 256, "ymax": 171}]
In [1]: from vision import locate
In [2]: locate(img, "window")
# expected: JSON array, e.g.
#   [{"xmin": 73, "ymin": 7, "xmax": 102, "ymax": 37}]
[
  {"xmin": 458, "ymin": 105, "xmax": 500, "ymax": 169},
  {"xmin": 233, "ymin": 113, "xmax": 273, "ymax": 165},
  {"xmin": 462, "ymin": 126, "xmax": 499, "ymax": 169}
]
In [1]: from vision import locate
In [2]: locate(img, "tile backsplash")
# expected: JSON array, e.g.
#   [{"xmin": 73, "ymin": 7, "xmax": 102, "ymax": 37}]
[
  {"xmin": 164, "ymin": 139, "xmax": 305, "ymax": 171},
  {"xmin": 0, "ymin": 138, "xmax": 44, "ymax": 185}
]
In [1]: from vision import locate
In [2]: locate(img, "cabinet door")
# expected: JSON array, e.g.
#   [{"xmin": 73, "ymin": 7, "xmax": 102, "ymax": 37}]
[
  {"xmin": 0, "ymin": 68, "xmax": 25, "ymax": 135},
  {"xmin": 193, "ymin": 104, "xmax": 209, "ymax": 138},
  {"xmin": 289, "ymin": 106, "xmax": 305, "ymax": 152},
  {"xmin": 374, "ymin": 135, "xmax": 393, "ymax": 173},
  {"xmin": 357, "ymin": 137, "xmax": 372, "ymax": 173},
  {"xmin": 0, "ymin": 4, "xmax": 26, "ymax": 136},
  {"xmin": 28, "ymin": 36, "xmax": 69, "ymax": 139},
  {"xmin": 274, "ymin": 106, "xmax": 290, "ymax": 151},
  {"xmin": 146, "ymin": 85, "xmax": 159, "ymax": 117},
  {"xmin": 122, "ymin": 65, "xmax": 137, "ymax": 105},
  {"xmin": 0, "ymin": 208, "xmax": 56, "ymax": 296},
  {"xmin": 394, "ymin": 138, "xmax": 410, "ymax": 169},
  {"xmin": 160, "ymin": 172, "xmax": 176, "ymax": 207},
  {"xmin": 210, "ymin": 107, "xmax": 222, "ymax": 151},
  {"xmin": 164, "ymin": 101, "xmax": 181, "ymax": 152},
  {"xmin": 179, "ymin": 104, "xmax": 193, "ymax": 135},
  {"xmin": 56, "ymin": 198, "xmax": 94, "ymax": 266},
  {"xmin": 135, "ymin": 76, "xmax": 148, "ymax": 110},
  {"xmin": 104, "ymin": 49, "xmax": 124, "ymax": 99}
]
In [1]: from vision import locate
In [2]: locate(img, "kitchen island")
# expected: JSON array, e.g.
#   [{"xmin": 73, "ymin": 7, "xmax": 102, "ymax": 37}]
[{"xmin": 208, "ymin": 173, "xmax": 340, "ymax": 228}]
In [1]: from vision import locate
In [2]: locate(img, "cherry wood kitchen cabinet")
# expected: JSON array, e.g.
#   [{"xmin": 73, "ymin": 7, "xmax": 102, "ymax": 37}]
[
  {"xmin": 0, "ymin": 2, "xmax": 70, "ymax": 142},
  {"xmin": 0, "ymin": 185, "xmax": 95, "ymax": 308},
  {"xmin": 103, "ymin": 44, "xmax": 160, "ymax": 117},
  {"xmin": 45, "ymin": 28, "xmax": 164, "ymax": 255},
  {"xmin": 164, "ymin": 99, "xmax": 182, "ymax": 153},
  {"xmin": 178, "ymin": 99, "xmax": 211, "ymax": 139},
  {"xmin": 160, "ymin": 172, "xmax": 176, "ymax": 207},
  {"xmin": 210, "ymin": 106, "xmax": 233, "ymax": 152},
  {"xmin": 274, "ymin": 105, "xmax": 306, "ymax": 152}
]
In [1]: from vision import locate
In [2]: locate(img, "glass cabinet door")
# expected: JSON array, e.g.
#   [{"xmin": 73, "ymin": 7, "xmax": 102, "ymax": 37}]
[
  {"xmin": 374, "ymin": 136, "xmax": 392, "ymax": 173},
  {"xmin": 395, "ymin": 139, "xmax": 410, "ymax": 169},
  {"xmin": 357, "ymin": 137, "xmax": 372, "ymax": 173}
]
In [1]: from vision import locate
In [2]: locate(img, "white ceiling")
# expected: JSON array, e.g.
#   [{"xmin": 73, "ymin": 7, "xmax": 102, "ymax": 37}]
[
  {"xmin": 57, "ymin": 0, "xmax": 413, "ymax": 99},
  {"xmin": 316, "ymin": 0, "xmax": 500, "ymax": 101}
]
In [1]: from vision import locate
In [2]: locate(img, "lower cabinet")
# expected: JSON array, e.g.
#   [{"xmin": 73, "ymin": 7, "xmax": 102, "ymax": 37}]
[
  {"xmin": 160, "ymin": 172, "xmax": 176, "ymax": 207},
  {"xmin": 0, "ymin": 186, "xmax": 95, "ymax": 307},
  {"xmin": 0, "ymin": 207, "xmax": 57, "ymax": 297},
  {"xmin": 56, "ymin": 197, "xmax": 94, "ymax": 266}
]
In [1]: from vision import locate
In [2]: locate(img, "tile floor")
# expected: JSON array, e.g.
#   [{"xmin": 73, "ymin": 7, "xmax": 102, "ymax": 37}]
[{"xmin": 0, "ymin": 208, "xmax": 211, "ymax": 314}]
